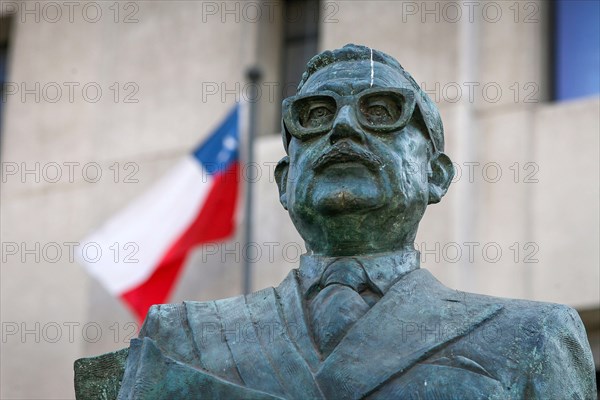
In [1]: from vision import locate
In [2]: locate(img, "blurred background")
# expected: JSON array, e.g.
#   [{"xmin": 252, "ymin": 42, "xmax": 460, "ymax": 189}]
[{"xmin": 0, "ymin": 0, "xmax": 598, "ymax": 398}]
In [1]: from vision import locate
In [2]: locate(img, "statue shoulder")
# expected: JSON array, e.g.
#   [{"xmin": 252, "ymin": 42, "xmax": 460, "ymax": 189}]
[
  {"xmin": 509, "ymin": 300, "xmax": 596, "ymax": 398},
  {"xmin": 140, "ymin": 298, "xmax": 233, "ymax": 338},
  {"xmin": 461, "ymin": 291, "xmax": 587, "ymax": 332},
  {"xmin": 140, "ymin": 282, "xmax": 287, "ymax": 343},
  {"xmin": 453, "ymin": 291, "xmax": 596, "ymax": 398},
  {"xmin": 456, "ymin": 289, "xmax": 590, "ymax": 339},
  {"xmin": 74, "ymin": 278, "xmax": 294, "ymax": 400}
]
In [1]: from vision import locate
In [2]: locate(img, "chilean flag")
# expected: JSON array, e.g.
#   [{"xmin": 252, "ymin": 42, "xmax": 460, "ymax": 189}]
[{"xmin": 79, "ymin": 105, "xmax": 242, "ymax": 322}]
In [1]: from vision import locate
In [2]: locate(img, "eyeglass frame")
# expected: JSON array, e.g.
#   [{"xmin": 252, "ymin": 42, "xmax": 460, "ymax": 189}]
[{"xmin": 282, "ymin": 87, "xmax": 420, "ymax": 142}]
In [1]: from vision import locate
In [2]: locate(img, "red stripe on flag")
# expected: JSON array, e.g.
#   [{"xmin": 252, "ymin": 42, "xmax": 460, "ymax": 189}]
[{"xmin": 121, "ymin": 162, "xmax": 239, "ymax": 322}]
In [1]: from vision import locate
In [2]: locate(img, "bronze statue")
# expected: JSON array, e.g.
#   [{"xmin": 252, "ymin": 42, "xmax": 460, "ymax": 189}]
[{"xmin": 75, "ymin": 44, "xmax": 597, "ymax": 399}]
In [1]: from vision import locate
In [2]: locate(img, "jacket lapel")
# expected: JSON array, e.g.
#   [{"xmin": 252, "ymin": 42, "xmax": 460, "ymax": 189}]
[
  {"xmin": 214, "ymin": 274, "xmax": 323, "ymax": 400},
  {"xmin": 215, "ymin": 294, "xmax": 287, "ymax": 397},
  {"xmin": 246, "ymin": 281, "xmax": 324, "ymax": 399},
  {"xmin": 118, "ymin": 337, "xmax": 285, "ymax": 400},
  {"xmin": 315, "ymin": 269, "xmax": 503, "ymax": 400},
  {"xmin": 275, "ymin": 269, "xmax": 321, "ymax": 371}
]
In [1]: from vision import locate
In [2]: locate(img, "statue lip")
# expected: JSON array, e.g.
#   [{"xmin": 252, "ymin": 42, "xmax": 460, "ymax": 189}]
[{"xmin": 313, "ymin": 141, "xmax": 383, "ymax": 173}]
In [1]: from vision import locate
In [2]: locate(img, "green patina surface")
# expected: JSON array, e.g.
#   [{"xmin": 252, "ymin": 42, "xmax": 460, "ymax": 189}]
[{"xmin": 74, "ymin": 348, "xmax": 128, "ymax": 400}]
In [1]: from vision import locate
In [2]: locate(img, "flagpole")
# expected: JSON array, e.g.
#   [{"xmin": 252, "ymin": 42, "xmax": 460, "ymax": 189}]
[{"xmin": 243, "ymin": 66, "xmax": 262, "ymax": 295}]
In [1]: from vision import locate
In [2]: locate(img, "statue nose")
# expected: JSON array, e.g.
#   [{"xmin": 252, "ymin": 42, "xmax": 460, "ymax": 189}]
[{"xmin": 329, "ymin": 105, "xmax": 365, "ymax": 145}]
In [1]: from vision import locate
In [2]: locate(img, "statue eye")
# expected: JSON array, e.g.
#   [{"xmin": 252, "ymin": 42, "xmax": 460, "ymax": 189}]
[
  {"xmin": 301, "ymin": 104, "xmax": 335, "ymax": 128},
  {"xmin": 367, "ymin": 105, "xmax": 391, "ymax": 120},
  {"xmin": 360, "ymin": 95, "xmax": 402, "ymax": 127}
]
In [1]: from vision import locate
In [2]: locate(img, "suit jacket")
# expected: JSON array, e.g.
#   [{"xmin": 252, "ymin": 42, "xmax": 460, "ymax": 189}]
[{"xmin": 75, "ymin": 255, "xmax": 597, "ymax": 400}]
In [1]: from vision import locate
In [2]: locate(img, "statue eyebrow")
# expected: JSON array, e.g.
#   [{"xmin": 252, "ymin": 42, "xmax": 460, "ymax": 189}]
[
  {"xmin": 309, "ymin": 80, "xmax": 373, "ymax": 95},
  {"xmin": 310, "ymin": 81, "xmax": 347, "ymax": 92}
]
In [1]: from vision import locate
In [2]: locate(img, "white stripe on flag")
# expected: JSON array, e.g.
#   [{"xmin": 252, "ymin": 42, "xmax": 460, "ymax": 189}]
[{"xmin": 77, "ymin": 156, "xmax": 211, "ymax": 294}]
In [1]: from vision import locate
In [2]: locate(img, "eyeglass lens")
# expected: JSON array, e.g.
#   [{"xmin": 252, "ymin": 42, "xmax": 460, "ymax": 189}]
[{"xmin": 294, "ymin": 91, "xmax": 405, "ymax": 131}]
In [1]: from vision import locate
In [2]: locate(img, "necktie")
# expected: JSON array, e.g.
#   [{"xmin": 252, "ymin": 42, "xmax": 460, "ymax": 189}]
[{"xmin": 309, "ymin": 258, "xmax": 379, "ymax": 358}]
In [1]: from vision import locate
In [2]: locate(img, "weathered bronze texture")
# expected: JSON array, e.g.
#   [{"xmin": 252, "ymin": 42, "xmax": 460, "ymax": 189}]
[{"xmin": 75, "ymin": 44, "xmax": 597, "ymax": 400}]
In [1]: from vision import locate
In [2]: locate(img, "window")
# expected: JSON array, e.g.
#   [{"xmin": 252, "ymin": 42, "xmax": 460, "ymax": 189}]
[
  {"xmin": 0, "ymin": 16, "xmax": 12, "ymax": 139},
  {"xmin": 554, "ymin": 0, "xmax": 600, "ymax": 101},
  {"xmin": 280, "ymin": 0, "xmax": 320, "ymax": 99}
]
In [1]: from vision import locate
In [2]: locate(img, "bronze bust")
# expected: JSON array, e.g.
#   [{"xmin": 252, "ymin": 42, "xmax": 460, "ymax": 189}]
[{"xmin": 75, "ymin": 44, "xmax": 597, "ymax": 400}]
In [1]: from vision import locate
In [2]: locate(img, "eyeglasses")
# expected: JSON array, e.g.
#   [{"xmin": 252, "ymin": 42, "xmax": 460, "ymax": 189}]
[{"xmin": 282, "ymin": 87, "xmax": 417, "ymax": 141}]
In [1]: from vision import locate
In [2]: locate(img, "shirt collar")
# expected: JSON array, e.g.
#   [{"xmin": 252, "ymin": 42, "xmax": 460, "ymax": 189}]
[{"xmin": 297, "ymin": 248, "xmax": 420, "ymax": 297}]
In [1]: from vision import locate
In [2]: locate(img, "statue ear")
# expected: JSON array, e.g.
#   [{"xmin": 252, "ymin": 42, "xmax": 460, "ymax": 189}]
[
  {"xmin": 428, "ymin": 153, "xmax": 454, "ymax": 204},
  {"xmin": 274, "ymin": 156, "xmax": 290, "ymax": 210}
]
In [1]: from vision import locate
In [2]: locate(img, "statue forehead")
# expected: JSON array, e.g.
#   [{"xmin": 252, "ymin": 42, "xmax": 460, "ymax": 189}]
[{"xmin": 299, "ymin": 60, "xmax": 413, "ymax": 95}]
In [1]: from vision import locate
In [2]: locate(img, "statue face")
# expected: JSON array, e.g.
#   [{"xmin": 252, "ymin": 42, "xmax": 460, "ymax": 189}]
[{"xmin": 276, "ymin": 60, "xmax": 450, "ymax": 256}]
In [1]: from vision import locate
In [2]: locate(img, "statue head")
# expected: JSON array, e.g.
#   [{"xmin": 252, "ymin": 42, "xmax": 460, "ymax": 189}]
[{"xmin": 275, "ymin": 44, "xmax": 454, "ymax": 256}]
